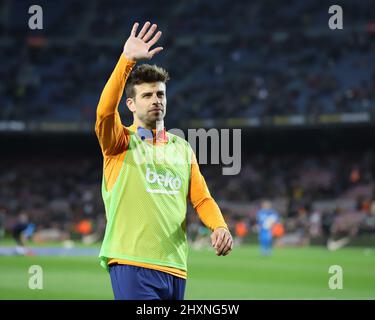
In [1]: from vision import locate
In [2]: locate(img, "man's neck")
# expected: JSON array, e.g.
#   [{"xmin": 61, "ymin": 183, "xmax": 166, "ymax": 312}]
[
  {"xmin": 130, "ymin": 119, "xmax": 167, "ymax": 143},
  {"xmin": 133, "ymin": 119, "xmax": 154, "ymax": 130},
  {"xmin": 133, "ymin": 118, "xmax": 165, "ymax": 131}
]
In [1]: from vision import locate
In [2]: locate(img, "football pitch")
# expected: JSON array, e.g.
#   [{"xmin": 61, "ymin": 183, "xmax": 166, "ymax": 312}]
[{"xmin": 0, "ymin": 244, "xmax": 374, "ymax": 300}]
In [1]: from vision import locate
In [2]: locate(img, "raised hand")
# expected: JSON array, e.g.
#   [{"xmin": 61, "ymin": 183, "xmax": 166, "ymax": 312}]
[{"xmin": 123, "ymin": 21, "xmax": 163, "ymax": 61}]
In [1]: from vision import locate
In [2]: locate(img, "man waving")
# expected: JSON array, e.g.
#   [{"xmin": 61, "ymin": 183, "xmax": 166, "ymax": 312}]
[{"xmin": 95, "ymin": 21, "xmax": 233, "ymax": 300}]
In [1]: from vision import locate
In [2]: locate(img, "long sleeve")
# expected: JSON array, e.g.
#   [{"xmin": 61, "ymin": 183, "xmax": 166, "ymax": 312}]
[
  {"xmin": 189, "ymin": 152, "xmax": 228, "ymax": 231},
  {"xmin": 95, "ymin": 53, "xmax": 136, "ymax": 156}
]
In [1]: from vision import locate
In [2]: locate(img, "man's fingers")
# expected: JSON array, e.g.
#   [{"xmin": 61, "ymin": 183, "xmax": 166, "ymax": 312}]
[
  {"xmin": 222, "ymin": 238, "xmax": 233, "ymax": 256},
  {"xmin": 148, "ymin": 47, "xmax": 163, "ymax": 58},
  {"xmin": 130, "ymin": 22, "xmax": 139, "ymax": 37},
  {"xmin": 214, "ymin": 232, "xmax": 224, "ymax": 251},
  {"xmin": 147, "ymin": 31, "xmax": 162, "ymax": 47},
  {"xmin": 142, "ymin": 24, "xmax": 158, "ymax": 42},
  {"xmin": 137, "ymin": 21, "xmax": 151, "ymax": 38},
  {"xmin": 216, "ymin": 233, "xmax": 230, "ymax": 255}
]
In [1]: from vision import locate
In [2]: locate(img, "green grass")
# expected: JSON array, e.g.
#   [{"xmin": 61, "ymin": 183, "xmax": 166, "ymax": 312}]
[{"xmin": 0, "ymin": 245, "xmax": 374, "ymax": 299}]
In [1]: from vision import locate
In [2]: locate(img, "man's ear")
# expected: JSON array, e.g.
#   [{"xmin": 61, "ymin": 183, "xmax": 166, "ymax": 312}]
[{"xmin": 126, "ymin": 97, "xmax": 136, "ymax": 113}]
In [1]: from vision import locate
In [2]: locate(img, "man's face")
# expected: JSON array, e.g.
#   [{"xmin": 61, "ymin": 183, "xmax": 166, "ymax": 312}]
[
  {"xmin": 127, "ymin": 82, "xmax": 167, "ymax": 128},
  {"xmin": 262, "ymin": 201, "xmax": 271, "ymax": 210}
]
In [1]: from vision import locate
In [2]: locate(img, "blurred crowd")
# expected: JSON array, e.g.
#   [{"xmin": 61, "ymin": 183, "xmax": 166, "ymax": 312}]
[
  {"xmin": 0, "ymin": 156, "xmax": 106, "ymax": 242},
  {"xmin": 0, "ymin": 0, "xmax": 375, "ymax": 126},
  {"xmin": 1, "ymin": 0, "xmax": 375, "ymax": 246},
  {"xmin": 0, "ymin": 150, "xmax": 374, "ymax": 245}
]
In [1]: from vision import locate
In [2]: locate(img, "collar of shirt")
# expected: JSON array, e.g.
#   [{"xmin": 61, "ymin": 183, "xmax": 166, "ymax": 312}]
[{"xmin": 128, "ymin": 123, "xmax": 169, "ymax": 144}]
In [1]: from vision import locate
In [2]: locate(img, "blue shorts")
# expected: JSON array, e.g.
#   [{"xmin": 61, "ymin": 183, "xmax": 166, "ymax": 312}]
[{"xmin": 109, "ymin": 264, "xmax": 186, "ymax": 300}]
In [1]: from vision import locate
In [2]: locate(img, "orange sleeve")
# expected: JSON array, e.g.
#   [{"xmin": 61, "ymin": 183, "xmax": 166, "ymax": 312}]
[
  {"xmin": 188, "ymin": 152, "xmax": 228, "ymax": 231},
  {"xmin": 95, "ymin": 53, "xmax": 136, "ymax": 156}
]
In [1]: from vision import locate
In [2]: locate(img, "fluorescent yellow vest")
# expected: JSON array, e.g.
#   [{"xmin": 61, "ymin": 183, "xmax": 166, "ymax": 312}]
[{"xmin": 99, "ymin": 131, "xmax": 192, "ymax": 271}]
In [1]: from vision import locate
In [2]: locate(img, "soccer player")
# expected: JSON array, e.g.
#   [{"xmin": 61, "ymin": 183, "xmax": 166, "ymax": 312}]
[
  {"xmin": 256, "ymin": 200, "xmax": 279, "ymax": 256},
  {"xmin": 12, "ymin": 214, "xmax": 35, "ymax": 256},
  {"xmin": 95, "ymin": 21, "xmax": 233, "ymax": 300}
]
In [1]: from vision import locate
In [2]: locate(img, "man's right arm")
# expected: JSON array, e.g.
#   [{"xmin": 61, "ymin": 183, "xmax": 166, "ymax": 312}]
[
  {"xmin": 95, "ymin": 22, "xmax": 163, "ymax": 156},
  {"xmin": 95, "ymin": 54, "xmax": 135, "ymax": 156}
]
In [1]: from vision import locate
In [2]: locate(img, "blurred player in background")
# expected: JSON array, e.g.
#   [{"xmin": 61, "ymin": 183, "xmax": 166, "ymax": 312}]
[
  {"xmin": 95, "ymin": 21, "xmax": 233, "ymax": 300},
  {"xmin": 12, "ymin": 214, "xmax": 35, "ymax": 256},
  {"xmin": 256, "ymin": 200, "xmax": 280, "ymax": 256}
]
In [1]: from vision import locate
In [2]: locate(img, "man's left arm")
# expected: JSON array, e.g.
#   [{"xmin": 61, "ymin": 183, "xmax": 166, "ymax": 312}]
[{"xmin": 188, "ymin": 153, "xmax": 233, "ymax": 256}]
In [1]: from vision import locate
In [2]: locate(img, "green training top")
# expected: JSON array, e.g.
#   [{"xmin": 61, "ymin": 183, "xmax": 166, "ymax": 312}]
[{"xmin": 99, "ymin": 131, "xmax": 192, "ymax": 271}]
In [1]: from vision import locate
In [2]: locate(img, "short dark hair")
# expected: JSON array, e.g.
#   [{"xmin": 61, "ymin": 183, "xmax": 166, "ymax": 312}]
[{"xmin": 125, "ymin": 64, "xmax": 170, "ymax": 99}]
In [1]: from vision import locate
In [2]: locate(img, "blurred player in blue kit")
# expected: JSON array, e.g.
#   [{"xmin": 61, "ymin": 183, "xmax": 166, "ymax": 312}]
[
  {"xmin": 256, "ymin": 200, "xmax": 280, "ymax": 256},
  {"xmin": 12, "ymin": 214, "xmax": 35, "ymax": 255}
]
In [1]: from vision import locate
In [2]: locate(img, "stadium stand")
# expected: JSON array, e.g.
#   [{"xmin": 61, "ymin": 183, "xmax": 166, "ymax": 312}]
[{"xmin": 0, "ymin": 0, "xmax": 374, "ymax": 246}]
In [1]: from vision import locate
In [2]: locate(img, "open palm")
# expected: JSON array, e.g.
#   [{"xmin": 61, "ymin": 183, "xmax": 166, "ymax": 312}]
[{"xmin": 123, "ymin": 22, "xmax": 163, "ymax": 61}]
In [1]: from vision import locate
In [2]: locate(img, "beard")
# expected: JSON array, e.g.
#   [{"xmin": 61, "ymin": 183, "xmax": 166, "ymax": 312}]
[{"xmin": 138, "ymin": 110, "xmax": 165, "ymax": 128}]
